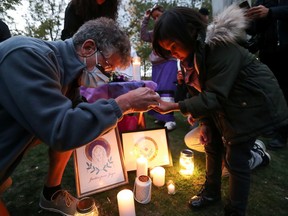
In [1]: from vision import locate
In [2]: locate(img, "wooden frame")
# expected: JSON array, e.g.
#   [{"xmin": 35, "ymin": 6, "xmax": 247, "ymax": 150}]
[
  {"xmin": 74, "ymin": 128, "xmax": 128, "ymax": 198},
  {"xmin": 121, "ymin": 128, "xmax": 173, "ymax": 171}
]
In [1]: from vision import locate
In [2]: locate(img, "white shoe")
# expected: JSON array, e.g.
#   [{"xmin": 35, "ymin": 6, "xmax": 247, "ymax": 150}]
[
  {"xmin": 164, "ymin": 121, "xmax": 176, "ymax": 131},
  {"xmin": 252, "ymin": 139, "xmax": 271, "ymax": 166}
]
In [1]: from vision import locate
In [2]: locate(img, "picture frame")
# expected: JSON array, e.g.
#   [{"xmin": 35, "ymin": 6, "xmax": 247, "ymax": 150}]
[
  {"xmin": 74, "ymin": 128, "xmax": 128, "ymax": 198},
  {"xmin": 121, "ymin": 128, "xmax": 173, "ymax": 171}
]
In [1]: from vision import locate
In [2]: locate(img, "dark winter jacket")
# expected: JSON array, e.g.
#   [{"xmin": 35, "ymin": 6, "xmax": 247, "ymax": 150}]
[{"xmin": 178, "ymin": 4, "xmax": 288, "ymax": 144}]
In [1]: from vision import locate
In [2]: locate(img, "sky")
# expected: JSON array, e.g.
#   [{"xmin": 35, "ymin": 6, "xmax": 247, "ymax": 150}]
[{"xmin": 8, "ymin": 0, "xmax": 69, "ymax": 31}]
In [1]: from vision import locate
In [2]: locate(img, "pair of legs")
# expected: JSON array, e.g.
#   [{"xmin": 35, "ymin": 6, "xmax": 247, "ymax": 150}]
[
  {"xmin": 189, "ymin": 122, "xmax": 256, "ymax": 216},
  {"xmin": 0, "ymin": 147, "xmax": 73, "ymax": 216},
  {"xmin": 151, "ymin": 60, "xmax": 178, "ymax": 131}
]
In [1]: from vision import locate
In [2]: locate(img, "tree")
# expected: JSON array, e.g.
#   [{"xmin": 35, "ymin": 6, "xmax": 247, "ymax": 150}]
[
  {"xmin": 23, "ymin": 0, "xmax": 66, "ymax": 40},
  {"xmin": 0, "ymin": 0, "xmax": 21, "ymax": 15},
  {"xmin": 0, "ymin": 0, "xmax": 21, "ymax": 34}
]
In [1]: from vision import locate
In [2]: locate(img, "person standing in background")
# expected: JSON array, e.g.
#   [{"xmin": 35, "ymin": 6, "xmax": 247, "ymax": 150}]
[
  {"xmin": 246, "ymin": 0, "xmax": 288, "ymax": 150},
  {"xmin": 0, "ymin": 19, "xmax": 11, "ymax": 42},
  {"xmin": 61, "ymin": 0, "xmax": 120, "ymax": 40},
  {"xmin": 140, "ymin": 4, "xmax": 178, "ymax": 131}
]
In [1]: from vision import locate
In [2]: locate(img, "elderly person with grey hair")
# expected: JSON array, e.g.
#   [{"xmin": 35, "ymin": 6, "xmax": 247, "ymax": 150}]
[{"xmin": 0, "ymin": 17, "xmax": 160, "ymax": 216}]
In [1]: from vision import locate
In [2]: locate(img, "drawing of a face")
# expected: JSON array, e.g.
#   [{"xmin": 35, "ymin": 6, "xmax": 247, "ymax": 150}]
[
  {"xmin": 92, "ymin": 145, "xmax": 107, "ymax": 168},
  {"xmin": 85, "ymin": 138, "xmax": 111, "ymax": 167}
]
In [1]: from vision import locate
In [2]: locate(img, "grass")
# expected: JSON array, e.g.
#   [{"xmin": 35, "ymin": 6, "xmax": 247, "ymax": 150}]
[{"xmin": 3, "ymin": 112, "xmax": 288, "ymax": 216}]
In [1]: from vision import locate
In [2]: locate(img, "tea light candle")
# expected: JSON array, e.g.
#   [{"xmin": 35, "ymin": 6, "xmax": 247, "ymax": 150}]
[
  {"xmin": 167, "ymin": 180, "xmax": 176, "ymax": 195},
  {"xmin": 151, "ymin": 166, "xmax": 165, "ymax": 187},
  {"xmin": 136, "ymin": 156, "xmax": 148, "ymax": 177},
  {"xmin": 117, "ymin": 189, "xmax": 136, "ymax": 216}
]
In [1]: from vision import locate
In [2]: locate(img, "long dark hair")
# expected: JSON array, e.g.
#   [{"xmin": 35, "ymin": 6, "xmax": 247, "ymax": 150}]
[
  {"xmin": 153, "ymin": 7, "xmax": 206, "ymax": 58},
  {"xmin": 72, "ymin": 0, "xmax": 120, "ymax": 21}
]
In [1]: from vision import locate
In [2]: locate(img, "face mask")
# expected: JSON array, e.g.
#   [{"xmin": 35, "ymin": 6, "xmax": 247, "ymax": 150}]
[{"xmin": 80, "ymin": 53, "xmax": 110, "ymax": 88}]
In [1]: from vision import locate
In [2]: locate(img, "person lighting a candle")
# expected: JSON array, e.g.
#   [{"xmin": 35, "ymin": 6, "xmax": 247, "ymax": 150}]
[
  {"xmin": 0, "ymin": 17, "xmax": 160, "ymax": 216},
  {"xmin": 151, "ymin": 5, "xmax": 288, "ymax": 216}
]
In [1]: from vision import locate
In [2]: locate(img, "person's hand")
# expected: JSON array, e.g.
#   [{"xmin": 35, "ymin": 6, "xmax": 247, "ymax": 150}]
[
  {"xmin": 115, "ymin": 87, "xmax": 160, "ymax": 114},
  {"xmin": 246, "ymin": 5, "xmax": 269, "ymax": 20},
  {"xmin": 145, "ymin": 9, "xmax": 151, "ymax": 18},
  {"xmin": 152, "ymin": 99, "xmax": 179, "ymax": 114},
  {"xmin": 187, "ymin": 115, "xmax": 197, "ymax": 125},
  {"xmin": 199, "ymin": 123, "xmax": 212, "ymax": 145}
]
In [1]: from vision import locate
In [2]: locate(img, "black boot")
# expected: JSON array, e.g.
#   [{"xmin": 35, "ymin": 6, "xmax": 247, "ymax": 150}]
[{"xmin": 188, "ymin": 182, "xmax": 221, "ymax": 209}]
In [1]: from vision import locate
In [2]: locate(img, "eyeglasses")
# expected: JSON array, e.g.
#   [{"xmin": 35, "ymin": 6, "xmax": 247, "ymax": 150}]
[{"xmin": 97, "ymin": 49, "xmax": 113, "ymax": 72}]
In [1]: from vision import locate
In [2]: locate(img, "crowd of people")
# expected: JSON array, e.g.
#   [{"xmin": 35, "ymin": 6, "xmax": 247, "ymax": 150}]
[{"xmin": 0, "ymin": 1, "xmax": 287, "ymax": 216}]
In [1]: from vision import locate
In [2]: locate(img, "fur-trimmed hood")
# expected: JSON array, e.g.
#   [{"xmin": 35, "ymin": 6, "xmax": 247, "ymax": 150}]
[{"xmin": 205, "ymin": 4, "xmax": 248, "ymax": 47}]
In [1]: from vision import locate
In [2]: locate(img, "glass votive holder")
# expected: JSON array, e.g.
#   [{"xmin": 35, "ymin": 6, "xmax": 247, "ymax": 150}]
[
  {"xmin": 74, "ymin": 197, "xmax": 99, "ymax": 216},
  {"xmin": 179, "ymin": 149, "xmax": 194, "ymax": 176},
  {"xmin": 167, "ymin": 180, "xmax": 176, "ymax": 195}
]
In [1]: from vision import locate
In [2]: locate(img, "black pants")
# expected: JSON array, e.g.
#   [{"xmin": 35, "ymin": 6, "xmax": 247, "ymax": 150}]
[{"xmin": 204, "ymin": 122, "xmax": 255, "ymax": 216}]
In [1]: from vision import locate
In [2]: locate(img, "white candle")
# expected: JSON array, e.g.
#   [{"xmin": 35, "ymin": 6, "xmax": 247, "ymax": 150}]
[
  {"xmin": 132, "ymin": 56, "xmax": 141, "ymax": 81},
  {"xmin": 151, "ymin": 166, "xmax": 165, "ymax": 187},
  {"xmin": 167, "ymin": 180, "xmax": 176, "ymax": 195},
  {"xmin": 136, "ymin": 156, "xmax": 148, "ymax": 177},
  {"xmin": 117, "ymin": 189, "xmax": 136, "ymax": 216}
]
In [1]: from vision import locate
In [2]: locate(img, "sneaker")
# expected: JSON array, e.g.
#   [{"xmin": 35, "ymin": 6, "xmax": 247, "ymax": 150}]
[
  {"xmin": 252, "ymin": 139, "xmax": 271, "ymax": 166},
  {"xmin": 39, "ymin": 190, "xmax": 78, "ymax": 216},
  {"xmin": 164, "ymin": 121, "xmax": 176, "ymax": 131}
]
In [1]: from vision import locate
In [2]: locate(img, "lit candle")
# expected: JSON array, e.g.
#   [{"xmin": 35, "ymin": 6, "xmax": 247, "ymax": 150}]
[
  {"xmin": 151, "ymin": 166, "xmax": 165, "ymax": 187},
  {"xmin": 167, "ymin": 180, "xmax": 176, "ymax": 195},
  {"xmin": 136, "ymin": 156, "xmax": 148, "ymax": 177},
  {"xmin": 179, "ymin": 149, "xmax": 194, "ymax": 176},
  {"xmin": 132, "ymin": 56, "xmax": 141, "ymax": 81},
  {"xmin": 117, "ymin": 189, "xmax": 136, "ymax": 216}
]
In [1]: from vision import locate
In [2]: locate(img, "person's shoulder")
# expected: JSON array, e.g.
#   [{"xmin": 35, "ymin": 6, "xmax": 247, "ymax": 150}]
[{"xmin": 206, "ymin": 4, "xmax": 247, "ymax": 47}]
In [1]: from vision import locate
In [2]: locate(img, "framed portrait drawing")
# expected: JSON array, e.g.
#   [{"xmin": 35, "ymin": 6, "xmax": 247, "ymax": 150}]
[
  {"xmin": 121, "ymin": 128, "xmax": 173, "ymax": 171},
  {"xmin": 74, "ymin": 128, "xmax": 128, "ymax": 198}
]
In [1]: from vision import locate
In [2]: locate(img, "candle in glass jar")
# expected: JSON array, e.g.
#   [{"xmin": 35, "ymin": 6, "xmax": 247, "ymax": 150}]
[
  {"xmin": 136, "ymin": 156, "xmax": 148, "ymax": 177},
  {"xmin": 151, "ymin": 166, "xmax": 165, "ymax": 187},
  {"xmin": 117, "ymin": 189, "xmax": 136, "ymax": 216},
  {"xmin": 179, "ymin": 149, "xmax": 194, "ymax": 176}
]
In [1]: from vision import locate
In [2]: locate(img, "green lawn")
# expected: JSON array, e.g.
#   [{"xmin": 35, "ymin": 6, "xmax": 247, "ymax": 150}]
[{"xmin": 3, "ymin": 112, "xmax": 288, "ymax": 215}]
